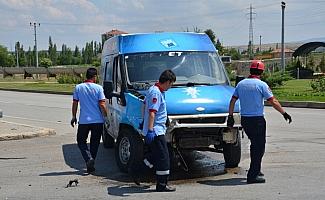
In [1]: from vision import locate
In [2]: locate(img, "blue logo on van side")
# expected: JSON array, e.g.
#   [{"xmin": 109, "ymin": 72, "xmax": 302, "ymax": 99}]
[{"xmin": 160, "ymin": 39, "xmax": 177, "ymax": 48}]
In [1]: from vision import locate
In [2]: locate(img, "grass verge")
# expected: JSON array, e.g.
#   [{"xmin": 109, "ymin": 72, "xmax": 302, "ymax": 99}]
[
  {"xmin": 273, "ymin": 79, "xmax": 325, "ymax": 102},
  {"xmin": 0, "ymin": 82, "xmax": 74, "ymax": 93}
]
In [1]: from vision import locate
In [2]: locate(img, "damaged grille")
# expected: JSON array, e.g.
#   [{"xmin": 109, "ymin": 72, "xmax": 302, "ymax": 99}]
[{"xmin": 178, "ymin": 117, "xmax": 226, "ymax": 124}]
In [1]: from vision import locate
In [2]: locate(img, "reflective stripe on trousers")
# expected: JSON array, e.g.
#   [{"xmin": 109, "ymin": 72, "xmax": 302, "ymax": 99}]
[{"xmin": 156, "ymin": 170, "xmax": 170, "ymax": 175}]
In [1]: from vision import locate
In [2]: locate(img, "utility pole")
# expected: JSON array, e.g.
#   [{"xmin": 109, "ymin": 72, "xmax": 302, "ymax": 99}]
[
  {"xmin": 259, "ymin": 35, "xmax": 262, "ymax": 53},
  {"xmin": 248, "ymin": 4, "xmax": 256, "ymax": 60},
  {"xmin": 30, "ymin": 22, "xmax": 40, "ymax": 68},
  {"xmin": 281, "ymin": 2, "xmax": 286, "ymax": 71},
  {"xmin": 15, "ymin": 42, "xmax": 19, "ymax": 68}
]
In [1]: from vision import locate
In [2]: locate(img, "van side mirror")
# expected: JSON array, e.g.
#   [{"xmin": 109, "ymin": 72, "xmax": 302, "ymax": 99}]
[
  {"xmin": 235, "ymin": 76, "xmax": 245, "ymax": 86},
  {"xmin": 103, "ymin": 81, "xmax": 113, "ymax": 98}
]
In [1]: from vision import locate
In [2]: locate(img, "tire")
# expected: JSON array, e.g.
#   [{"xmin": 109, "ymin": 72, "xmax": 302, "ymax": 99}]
[
  {"xmin": 102, "ymin": 124, "xmax": 114, "ymax": 149},
  {"xmin": 223, "ymin": 129, "xmax": 241, "ymax": 168},
  {"xmin": 115, "ymin": 128, "xmax": 144, "ymax": 173}
]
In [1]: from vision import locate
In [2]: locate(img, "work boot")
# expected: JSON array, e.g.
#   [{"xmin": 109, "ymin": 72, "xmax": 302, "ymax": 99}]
[
  {"xmin": 258, "ymin": 172, "xmax": 264, "ymax": 176},
  {"xmin": 86, "ymin": 158, "xmax": 95, "ymax": 173},
  {"xmin": 247, "ymin": 176, "xmax": 266, "ymax": 184},
  {"xmin": 156, "ymin": 184, "xmax": 176, "ymax": 192},
  {"xmin": 129, "ymin": 167, "xmax": 141, "ymax": 186}
]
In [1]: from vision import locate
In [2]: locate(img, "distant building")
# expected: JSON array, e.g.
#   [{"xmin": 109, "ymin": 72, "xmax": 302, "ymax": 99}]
[
  {"xmin": 270, "ymin": 48, "xmax": 294, "ymax": 58},
  {"xmin": 101, "ymin": 29, "xmax": 128, "ymax": 46}
]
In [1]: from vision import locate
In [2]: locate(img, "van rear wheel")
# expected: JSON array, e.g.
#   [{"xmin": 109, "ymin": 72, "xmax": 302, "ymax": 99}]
[{"xmin": 115, "ymin": 128, "xmax": 144, "ymax": 173}]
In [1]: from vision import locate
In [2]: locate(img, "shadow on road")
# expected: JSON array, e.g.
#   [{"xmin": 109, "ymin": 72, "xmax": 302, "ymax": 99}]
[
  {"xmin": 197, "ymin": 178, "xmax": 247, "ymax": 186},
  {"xmin": 39, "ymin": 142, "xmax": 238, "ymax": 190},
  {"xmin": 40, "ymin": 142, "xmax": 130, "ymax": 181},
  {"xmin": 107, "ymin": 185, "xmax": 153, "ymax": 197}
]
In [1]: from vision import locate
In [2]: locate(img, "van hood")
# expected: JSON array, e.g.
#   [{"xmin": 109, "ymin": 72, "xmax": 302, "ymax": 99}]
[{"xmin": 165, "ymin": 85, "xmax": 238, "ymax": 115}]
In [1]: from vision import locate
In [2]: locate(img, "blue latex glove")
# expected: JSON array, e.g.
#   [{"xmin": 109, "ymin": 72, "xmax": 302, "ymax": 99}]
[{"xmin": 145, "ymin": 129, "xmax": 155, "ymax": 144}]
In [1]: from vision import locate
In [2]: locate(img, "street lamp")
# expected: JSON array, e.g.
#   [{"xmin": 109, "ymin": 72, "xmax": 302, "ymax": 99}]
[
  {"xmin": 281, "ymin": 2, "xmax": 286, "ymax": 71},
  {"xmin": 30, "ymin": 22, "xmax": 40, "ymax": 68}
]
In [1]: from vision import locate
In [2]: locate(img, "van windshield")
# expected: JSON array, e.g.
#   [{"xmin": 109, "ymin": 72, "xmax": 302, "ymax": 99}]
[{"xmin": 124, "ymin": 51, "xmax": 229, "ymax": 86}]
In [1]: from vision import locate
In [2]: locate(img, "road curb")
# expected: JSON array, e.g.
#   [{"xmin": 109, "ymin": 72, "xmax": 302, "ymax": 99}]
[
  {"xmin": 265, "ymin": 101, "xmax": 325, "ymax": 109},
  {"xmin": 0, "ymin": 120, "xmax": 56, "ymax": 141},
  {"xmin": 0, "ymin": 88, "xmax": 72, "ymax": 95}
]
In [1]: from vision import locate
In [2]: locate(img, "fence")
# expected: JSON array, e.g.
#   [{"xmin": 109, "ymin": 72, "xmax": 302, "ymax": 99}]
[
  {"xmin": 232, "ymin": 58, "xmax": 292, "ymax": 76},
  {"xmin": 0, "ymin": 67, "xmax": 89, "ymax": 79}
]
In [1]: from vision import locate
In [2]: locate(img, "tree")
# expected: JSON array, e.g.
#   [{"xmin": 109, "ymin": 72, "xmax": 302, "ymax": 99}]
[
  {"xmin": 216, "ymin": 39, "xmax": 224, "ymax": 55},
  {"xmin": 13, "ymin": 42, "xmax": 28, "ymax": 67},
  {"xmin": 204, "ymin": 29, "xmax": 216, "ymax": 46},
  {"xmin": 48, "ymin": 36, "xmax": 57, "ymax": 65},
  {"xmin": 58, "ymin": 44, "xmax": 73, "ymax": 65},
  {"xmin": 308, "ymin": 54, "xmax": 315, "ymax": 69},
  {"xmin": 318, "ymin": 54, "xmax": 325, "ymax": 72},
  {"xmin": 228, "ymin": 48, "xmax": 241, "ymax": 60},
  {"xmin": 0, "ymin": 45, "xmax": 15, "ymax": 67},
  {"xmin": 73, "ymin": 46, "xmax": 82, "ymax": 65},
  {"xmin": 26, "ymin": 47, "xmax": 34, "ymax": 66},
  {"xmin": 40, "ymin": 58, "xmax": 52, "ymax": 68},
  {"xmin": 247, "ymin": 41, "xmax": 253, "ymax": 59}
]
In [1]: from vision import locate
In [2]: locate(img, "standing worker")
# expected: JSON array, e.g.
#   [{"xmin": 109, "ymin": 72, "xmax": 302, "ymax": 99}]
[
  {"xmin": 71, "ymin": 67, "xmax": 109, "ymax": 174},
  {"xmin": 227, "ymin": 60, "xmax": 292, "ymax": 184},
  {"xmin": 142, "ymin": 69, "xmax": 176, "ymax": 192}
]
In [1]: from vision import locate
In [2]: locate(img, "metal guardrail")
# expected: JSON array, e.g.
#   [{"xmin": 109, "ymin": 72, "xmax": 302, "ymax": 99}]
[{"xmin": 0, "ymin": 67, "xmax": 89, "ymax": 79}]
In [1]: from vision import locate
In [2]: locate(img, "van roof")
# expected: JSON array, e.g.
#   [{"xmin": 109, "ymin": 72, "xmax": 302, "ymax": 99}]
[{"xmin": 102, "ymin": 32, "xmax": 216, "ymax": 55}]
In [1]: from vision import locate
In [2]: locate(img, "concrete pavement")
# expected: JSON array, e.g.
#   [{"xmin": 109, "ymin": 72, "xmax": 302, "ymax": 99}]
[{"xmin": 0, "ymin": 120, "xmax": 56, "ymax": 141}]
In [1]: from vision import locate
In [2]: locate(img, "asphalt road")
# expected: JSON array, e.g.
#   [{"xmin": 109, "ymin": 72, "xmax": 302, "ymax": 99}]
[
  {"xmin": 1, "ymin": 90, "xmax": 325, "ymax": 200},
  {"xmin": 0, "ymin": 90, "xmax": 71, "ymax": 135}
]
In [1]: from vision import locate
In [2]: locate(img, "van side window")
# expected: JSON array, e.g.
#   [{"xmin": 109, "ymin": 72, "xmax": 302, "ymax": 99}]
[
  {"xmin": 104, "ymin": 61, "xmax": 111, "ymax": 81},
  {"xmin": 113, "ymin": 56, "xmax": 122, "ymax": 93}
]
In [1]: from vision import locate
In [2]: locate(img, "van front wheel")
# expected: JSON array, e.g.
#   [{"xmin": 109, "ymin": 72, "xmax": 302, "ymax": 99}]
[
  {"xmin": 223, "ymin": 130, "xmax": 241, "ymax": 168},
  {"xmin": 115, "ymin": 128, "xmax": 144, "ymax": 173}
]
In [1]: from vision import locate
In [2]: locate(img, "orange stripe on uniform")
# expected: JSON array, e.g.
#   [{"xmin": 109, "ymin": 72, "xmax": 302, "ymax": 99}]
[
  {"xmin": 149, "ymin": 109, "xmax": 157, "ymax": 113},
  {"xmin": 267, "ymin": 96, "xmax": 274, "ymax": 101},
  {"xmin": 232, "ymin": 95, "xmax": 238, "ymax": 100}
]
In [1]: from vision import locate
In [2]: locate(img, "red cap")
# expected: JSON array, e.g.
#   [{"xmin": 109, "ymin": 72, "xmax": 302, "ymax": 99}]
[{"xmin": 250, "ymin": 60, "xmax": 265, "ymax": 71}]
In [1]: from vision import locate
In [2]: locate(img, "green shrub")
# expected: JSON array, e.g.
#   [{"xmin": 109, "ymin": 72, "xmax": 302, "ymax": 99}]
[
  {"xmin": 310, "ymin": 77, "xmax": 325, "ymax": 92},
  {"xmin": 92, "ymin": 60, "xmax": 100, "ymax": 67},
  {"xmin": 226, "ymin": 66, "xmax": 236, "ymax": 82},
  {"xmin": 57, "ymin": 74, "xmax": 83, "ymax": 84},
  {"xmin": 40, "ymin": 58, "xmax": 52, "ymax": 68},
  {"xmin": 262, "ymin": 71, "xmax": 292, "ymax": 88}
]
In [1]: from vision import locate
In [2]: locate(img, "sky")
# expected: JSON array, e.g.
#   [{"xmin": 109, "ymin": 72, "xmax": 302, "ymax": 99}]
[{"xmin": 0, "ymin": 0, "xmax": 324, "ymax": 51}]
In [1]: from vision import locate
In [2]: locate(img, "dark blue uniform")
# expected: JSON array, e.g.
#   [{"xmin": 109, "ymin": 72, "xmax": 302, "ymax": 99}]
[
  {"xmin": 143, "ymin": 83, "xmax": 170, "ymax": 190},
  {"xmin": 232, "ymin": 76, "xmax": 273, "ymax": 181}
]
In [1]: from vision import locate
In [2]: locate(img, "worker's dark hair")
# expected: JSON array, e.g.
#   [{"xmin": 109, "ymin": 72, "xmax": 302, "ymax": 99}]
[
  {"xmin": 250, "ymin": 68, "xmax": 263, "ymax": 76},
  {"xmin": 159, "ymin": 69, "xmax": 176, "ymax": 83},
  {"xmin": 86, "ymin": 68, "xmax": 98, "ymax": 79}
]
